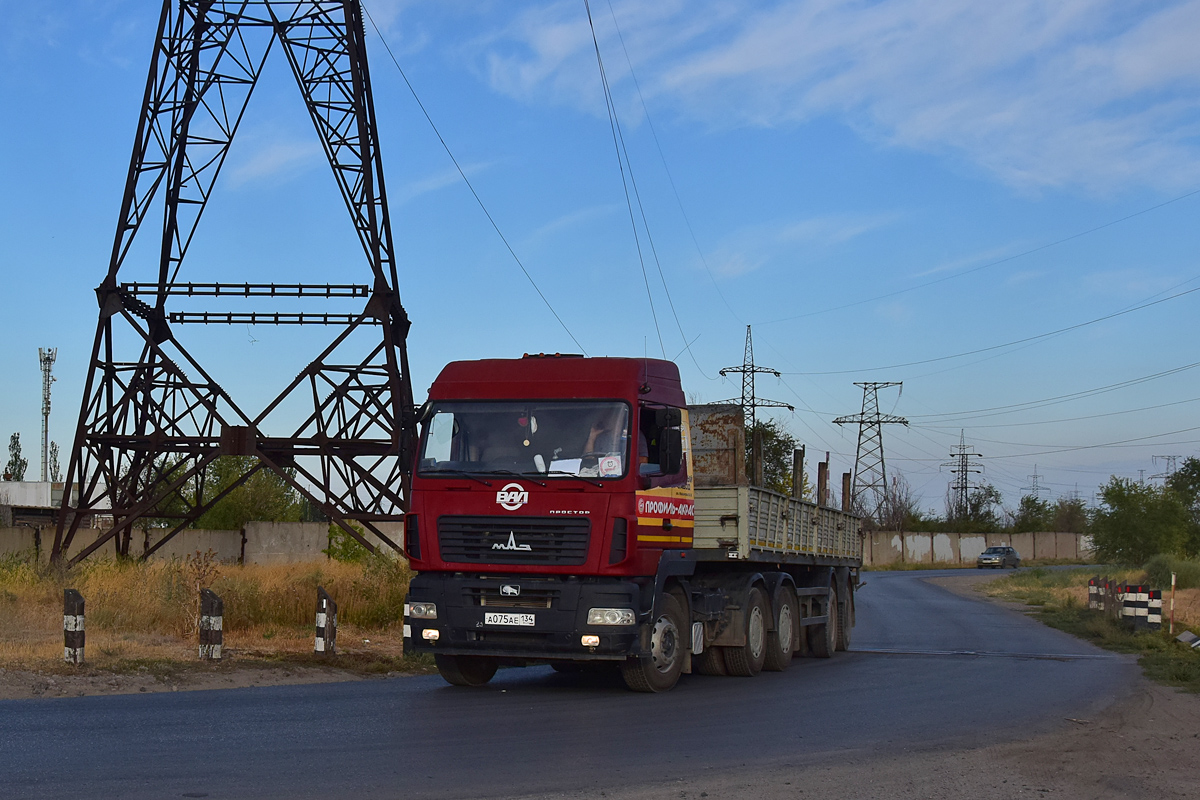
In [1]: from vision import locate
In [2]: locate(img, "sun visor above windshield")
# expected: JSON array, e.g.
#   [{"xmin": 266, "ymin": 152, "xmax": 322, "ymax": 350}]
[{"xmin": 430, "ymin": 357, "xmax": 685, "ymax": 406}]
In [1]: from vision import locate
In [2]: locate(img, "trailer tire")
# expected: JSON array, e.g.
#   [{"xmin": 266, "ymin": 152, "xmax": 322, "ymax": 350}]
[
  {"xmin": 808, "ymin": 586, "xmax": 837, "ymax": 659},
  {"xmin": 693, "ymin": 645, "xmax": 728, "ymax": 676},
  {"xmin": 764, "ymin": 588, "xmax": 797, "ymax": 671},
  {"xmin": 835, "ymin": 583, "xmax": 853, "ymax": 652},
  {"xmin": 435, "ymin": 654, "xmax": 498, "ymax": 687},
  {"xmin": 724, "ymin": 587, "xmax": 768, "ymax": 677},
  {"xmin": 621, "ymin": 593, "xmax": 685, "ymax": 692}
]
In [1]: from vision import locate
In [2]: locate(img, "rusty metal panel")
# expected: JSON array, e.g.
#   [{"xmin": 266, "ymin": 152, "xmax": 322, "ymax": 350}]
[{"xmin": 688, "ymin": 404, "xmax": 746, "ymax": 487}]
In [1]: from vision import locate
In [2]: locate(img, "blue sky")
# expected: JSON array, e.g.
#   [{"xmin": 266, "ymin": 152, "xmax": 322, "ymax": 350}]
[{"xmin": 2, "ymin": 0, "xmax": 1199, "ymax": 515}]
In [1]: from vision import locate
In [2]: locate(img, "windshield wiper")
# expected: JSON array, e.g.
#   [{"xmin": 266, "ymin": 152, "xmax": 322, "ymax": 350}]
[
  {"xmin": 540, "ymin": 470, "xmax": 603, "ymax": 488},
  {"xmin": 474, "ymin": 469, "xmax": 547, "ymax": 487},
  {"xmin": 421, "ymin": 469, "xmax": 493, "ymax": 487}
]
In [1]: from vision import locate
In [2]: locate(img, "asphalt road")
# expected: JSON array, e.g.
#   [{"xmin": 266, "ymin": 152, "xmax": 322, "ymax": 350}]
[{"xmin": 1, "ymin": 570, "xmax": 1138, "ymax": 800}]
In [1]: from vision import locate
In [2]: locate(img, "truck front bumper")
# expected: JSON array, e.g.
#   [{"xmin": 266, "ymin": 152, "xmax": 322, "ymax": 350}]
[{"xmin": 404, "ymin": 573, "xmax": 647, "ymax": 663}]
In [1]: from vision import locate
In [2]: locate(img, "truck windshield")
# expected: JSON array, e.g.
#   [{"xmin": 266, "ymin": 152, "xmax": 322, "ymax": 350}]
[{"xmin": 419, "ymin": 401, "xmax": 631, "ymax": 480}]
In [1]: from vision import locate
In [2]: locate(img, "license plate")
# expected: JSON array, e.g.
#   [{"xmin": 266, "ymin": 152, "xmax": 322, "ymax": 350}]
[{"xmin": 484, "ymin": 612, "xmax": 535, "ymax": 627}]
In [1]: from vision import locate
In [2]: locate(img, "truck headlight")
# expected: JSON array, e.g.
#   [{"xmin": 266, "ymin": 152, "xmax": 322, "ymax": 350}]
[
  {"xmin": 587, "ymin": 608, "xmax": 635, "ymax": 626},
  {"xmin": 406, "ymin": 602, "xmax": 437, "ymax": 620}
]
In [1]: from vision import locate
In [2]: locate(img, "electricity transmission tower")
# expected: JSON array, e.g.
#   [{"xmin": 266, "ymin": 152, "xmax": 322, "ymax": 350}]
[
  {"xmin": 53, "ymin": 1, "xmax": 416, "ymax": 565},
  {"xmin": 1151, "ymin": 455, "xmax": 1181, "ymax": 483},
  {"xmin": 943, "ymin": 431, "xmax": 983, "ymax": 521},
  {"xmin": 718, "ymin": 325, "xmax": 793, "ymax": 431},
  {"xmin": 833, "ymin": 382, "xmax": 907, "ymax": 523},
  {"xmin": 1022, "ymin": 464, "xmax": 1047, "ymax": 499},
  {"xmin": 38, "ymin": 348, "xmax": 57, "ymax": 483}
]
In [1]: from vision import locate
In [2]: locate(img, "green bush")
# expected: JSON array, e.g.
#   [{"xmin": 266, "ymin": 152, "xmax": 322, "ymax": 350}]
[
  {"xmin": 324, "ymin": 523, "xmax": 371, "ymax": 563},
  {"xmin": 1143, "ymin": 554, "xmax": 1200, "ymax": 590}
]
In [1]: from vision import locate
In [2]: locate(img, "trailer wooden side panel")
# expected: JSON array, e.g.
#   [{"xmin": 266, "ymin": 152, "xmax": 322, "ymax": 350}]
[{"xmin": 694, "ymin": 486, "xmax": 861, "ymax": 562}]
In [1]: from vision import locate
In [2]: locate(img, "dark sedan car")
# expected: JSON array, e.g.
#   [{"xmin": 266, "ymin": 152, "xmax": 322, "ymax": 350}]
[{"xmin": 977, "ymin": 545, "xmax": 1020, "ymax": 569}]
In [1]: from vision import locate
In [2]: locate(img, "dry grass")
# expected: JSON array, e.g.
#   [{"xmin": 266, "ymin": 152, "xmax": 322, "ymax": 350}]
[
  {"xmin": 0, "ymin": 550, "xmax": 420, "ymax": 674},
  {"xmin": 984, "ymin": 566, "xmax": 1200, "ymax": 630}
]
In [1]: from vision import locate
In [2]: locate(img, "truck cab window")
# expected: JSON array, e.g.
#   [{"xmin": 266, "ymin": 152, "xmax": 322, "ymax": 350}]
[{"xmin": 418, "ymin": 401, "xmax": 631, "ymax": 479}]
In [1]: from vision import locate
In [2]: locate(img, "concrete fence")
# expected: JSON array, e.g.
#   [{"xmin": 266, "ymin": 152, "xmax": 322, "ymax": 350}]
[
  {"xmin": 0, "ymin": 520, "xmax": 404, "ymax": 565},
  {"xmin": 862, "ymin": 530, "xmax": 1094, "ymax": 567}
]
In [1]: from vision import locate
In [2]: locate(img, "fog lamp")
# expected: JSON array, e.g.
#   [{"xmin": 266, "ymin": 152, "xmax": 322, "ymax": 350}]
[
  {"xmin": 422, "ymin": 629, "xmax": 441, "ymax": 642},
  {"xmin": 580, "ymin": 634, "xmax": 600, "ymax": 647}
]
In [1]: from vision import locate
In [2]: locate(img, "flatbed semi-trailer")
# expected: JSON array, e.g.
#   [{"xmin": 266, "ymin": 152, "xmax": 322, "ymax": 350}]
[{"xmin": 403, "ymin": 356, "xmax": 862, "ymax": 691}]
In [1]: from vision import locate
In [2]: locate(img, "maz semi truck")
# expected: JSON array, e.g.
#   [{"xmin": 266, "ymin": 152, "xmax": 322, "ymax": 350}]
[{"xmin": 402, "ymin": 355, "xmax": 862, "ymax": 692}]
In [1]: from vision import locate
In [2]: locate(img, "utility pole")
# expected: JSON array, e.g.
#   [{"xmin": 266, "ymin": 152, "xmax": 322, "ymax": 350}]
[
  {"xmin": 833, "ymin": 382, "xmax": 907, "ymax": 523},
  {"xmin": 38, "ymin": 348, "xmax": 57, "ymax": 483},
  {"xmin": 718, "ymin": 326, "xmax": 792, "ymax": 484},
  {"xmin": 943, "ymin": 430, "xmax": 982, "ymax": 522}
]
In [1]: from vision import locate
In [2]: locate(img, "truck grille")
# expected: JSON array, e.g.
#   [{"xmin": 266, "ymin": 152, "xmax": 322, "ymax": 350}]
[
  {"xmin": 437, "ymin": 516, "xmax": 590, "ymax": 565},
  {"xmin": 466, "ymin": 585, "xmax": 560, "ymax": 609}
]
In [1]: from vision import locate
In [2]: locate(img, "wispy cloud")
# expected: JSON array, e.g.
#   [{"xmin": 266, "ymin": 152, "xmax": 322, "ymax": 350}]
[
  {"xmin": 392, "ymin": 162, "xmax": 492, "ymax": 205},
  {"xmin": 526, "ymin": 203, "xmax": 622, "ymax": 244},
  {"xmin": 909, "ymin": 244, "xmax": 1025, "ymax": 279},
  {"xmin": 706, "ymin": 211, "xmax": 896, "ymax": 277},
  {"xmin": 228, "ymin": 140, "xmax": 322, "ymax": 188},
  {"xmin": 466, "ymin": 0, "xmax": 1200, "ymax": 193}
]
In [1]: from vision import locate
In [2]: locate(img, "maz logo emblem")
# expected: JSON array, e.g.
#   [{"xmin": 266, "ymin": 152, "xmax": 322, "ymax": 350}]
[
  {"xmin": 500, "ymin": 584, "xmax": 521, "ymax": 597},
  {"xmin": 492, "ymin": 532, "xmax": 532, "ymax": 552},
  {"xmin": 496, "ymin": 482, "xmax": 529, "ymax": 511}
]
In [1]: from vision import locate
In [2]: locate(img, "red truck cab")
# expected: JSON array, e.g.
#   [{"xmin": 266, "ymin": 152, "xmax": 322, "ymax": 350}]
[{"xmin": 404, "ymin": 355, "xmax": 695, "ymax": 688}]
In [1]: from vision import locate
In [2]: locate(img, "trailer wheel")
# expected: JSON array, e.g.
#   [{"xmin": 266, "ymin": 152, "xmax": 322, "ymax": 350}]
[
  {"xmin": 435, "ymin": 654, "xmax": 499, "ymax": 687},
  {"xmin": 693, "ymin": 644, "xmax": 728, "ymax": 676},
  {"xmin": 764, "ymin": 588, "xmax": 797, "ymax": 671},
  {"xmin": 621, "ymin": 593, "xmax": 685, "ymax": 692},
  {"xmin": 835, "ymin": 583, "xmax": 853, "ymax": 652},
  {"xmin": 807, "ymin": 586, "xmax": 837, "ymax": 659},
  {"xmin": 724, "ymin": 587, "xmax": 768, "ymax": 677}
]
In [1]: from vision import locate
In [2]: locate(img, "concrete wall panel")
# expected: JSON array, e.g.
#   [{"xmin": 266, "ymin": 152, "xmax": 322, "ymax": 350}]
[
  {"xmin": 145, "ymin": 529, "xmax": 243, "ymax": 562},
  {"xmin": 959, "ymin": 534, "xmax": 987, "ymax": 563},
  {"xmin": 904, "ymin": 533, "xmax": 933, "ymax": 563},
  {"xmin": 1010, "ymin": 532, "xmax": 1034, "ymax": 561},
  {"xmin": 0, "ymin": 527, "xmax": 37, "ymax": 555},
  {"xmin": 932, "ymin": 533, "xmax": 956, "ymax": 564},
  {"xmin": 243, "ymin": 521, "xmax": 327, "ymax": 565}
]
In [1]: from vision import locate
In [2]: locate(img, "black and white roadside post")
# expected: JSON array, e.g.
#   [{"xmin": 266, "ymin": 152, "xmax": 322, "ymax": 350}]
[
  {"xmin": 199, "ymin": 589, "xmax": 223, "ymax": 660},
  {"xmin": 63, "ymin": 589, "xmax": 84, "ymax": 665},
  {"xmin": 315, "ymin": 587, "xmax": 337, "ymax": 655}
]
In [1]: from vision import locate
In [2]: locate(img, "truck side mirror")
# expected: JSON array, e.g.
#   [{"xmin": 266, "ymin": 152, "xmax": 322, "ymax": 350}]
[{"xmin": 658, "ymin": 428, "xmax": 683, "ymax": 475}]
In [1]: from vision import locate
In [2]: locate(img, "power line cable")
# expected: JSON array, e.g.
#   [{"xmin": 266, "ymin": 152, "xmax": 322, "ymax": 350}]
[
  {"xmin": 602, "ymin": 0, "xmax": 743, "ymax": 327},
  {"xmin": 783, "ymin": 283, "xmax": 1200, "ymax": 376},
  {"xmin": 756, "ymin": 186, "xmax": 1200, "ymax": 324},
  {"xmin": 905, "ymin": 360, "xmax": 1200, "ymax": 422},
  {"xmin": 583, "ymin": 0, "xmax": 665, "ymax": 359},
  {"xmin": 362, "ymin": 5, "xmax": 587, "ymax": 354},
  {"xmin": 918, "ymin": 395, "xmax": 1200, "ymax": 429}
]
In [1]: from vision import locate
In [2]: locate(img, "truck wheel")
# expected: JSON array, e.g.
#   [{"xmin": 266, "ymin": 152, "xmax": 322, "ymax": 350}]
[
  {"xmin": 621, "ymin": 593, "xmax": 685, "ymax": 692},
  {"xmin": 764, "ymin": 588, "xmax": 797, "ymax": 671},
  {"xmin": 808, "ymin": 586, "xmax": 838, "ymax": 659},
  {"xmin": 693, "ymin": 645, "xmax": 728, "ymax": 676},
  {"xmin": 435, "ymin": 654, "xmax": 498, "ymax": 687},
  {"xmin": 835, "ymin": 583, "xmax": 853, "ymax": 652},
  {"xmin": 724, "ymin": 587, "xmax": 768, "ymax": 677}
]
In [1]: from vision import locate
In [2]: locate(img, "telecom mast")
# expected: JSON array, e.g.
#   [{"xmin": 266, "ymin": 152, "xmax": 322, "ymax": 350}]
[{"xmin": 38, "ymin": 348, "xmax": 56, "ymax": 483}]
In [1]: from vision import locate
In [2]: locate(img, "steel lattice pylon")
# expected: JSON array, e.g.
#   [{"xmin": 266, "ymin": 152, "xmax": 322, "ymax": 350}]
[
  {"xmin": 53, "ymin": 0, "xmax": 416, "ymax": 565},
  {"xmin": 834, "ymin": 382, "xmax": 907, "ymax": 523}
]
